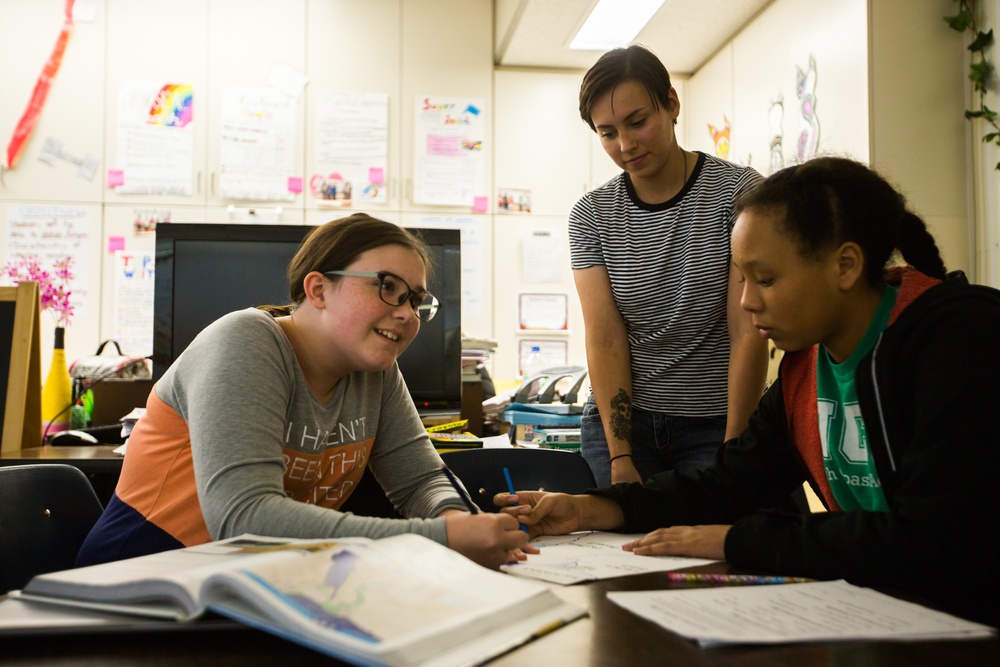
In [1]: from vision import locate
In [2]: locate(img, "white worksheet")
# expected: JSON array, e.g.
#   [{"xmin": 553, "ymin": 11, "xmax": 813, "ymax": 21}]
[
  {"xmin": 608, "ymin": 580, "xmax": 995, "ymax": 646},
  {"xmin": 501, "ymin": 531, "xmax": 718, "ymax": 585}
]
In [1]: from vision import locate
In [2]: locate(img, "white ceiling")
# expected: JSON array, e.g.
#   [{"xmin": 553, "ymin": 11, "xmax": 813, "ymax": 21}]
[{"xmin": 495, "ymin": 0, "xmax": 774, "ymax": 75}]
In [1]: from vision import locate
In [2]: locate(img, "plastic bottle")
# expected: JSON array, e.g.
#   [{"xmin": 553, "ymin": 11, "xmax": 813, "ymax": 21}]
[
  {"xmin": 524, "ymin": 345, "xmax": 546, "ymax": 378},
  {"xmin": 42, "ymin": 326, "xmax": 73, "ymax": 436}
]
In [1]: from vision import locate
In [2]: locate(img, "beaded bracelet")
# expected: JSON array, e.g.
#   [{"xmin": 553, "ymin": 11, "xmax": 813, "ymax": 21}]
[{"xmin": 610, "ymin": 453, "xmax": 633, "ymax": 462}]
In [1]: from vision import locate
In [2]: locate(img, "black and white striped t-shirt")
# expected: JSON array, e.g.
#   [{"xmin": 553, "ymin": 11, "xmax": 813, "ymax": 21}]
[{"xmin": 568, "ymin": 152, "xmax": 762, "ymax": 416}]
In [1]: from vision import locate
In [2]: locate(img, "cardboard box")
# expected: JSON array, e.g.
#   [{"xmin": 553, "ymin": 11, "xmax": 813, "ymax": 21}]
[{"xmin": 90, "ymin": 379, "xmax": 153, "ymax": 427}]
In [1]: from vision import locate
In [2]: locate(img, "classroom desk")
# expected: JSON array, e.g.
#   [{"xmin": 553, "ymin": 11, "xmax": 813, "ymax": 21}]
[
  {"xmin": 0, "ymin": 445, "xmax": 124, "ymax": 475},
  {"xmin": 0, "ymin": 567, "xmax": 994, "ymax": 666},
  {"xmin": 0, "ymin": 445, "xmax": 124, "ymax": 505}
]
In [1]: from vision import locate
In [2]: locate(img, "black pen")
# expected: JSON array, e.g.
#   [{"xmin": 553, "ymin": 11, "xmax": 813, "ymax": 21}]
[{"xmin": 441, "ymin": 464, "xmax": 478, "ymax": 514}]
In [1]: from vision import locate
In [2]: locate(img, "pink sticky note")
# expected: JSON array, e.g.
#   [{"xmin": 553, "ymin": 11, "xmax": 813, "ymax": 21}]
[
  {"xmin": 369, "ymin": 167, "xmax": 384, "ymax": 184},
  {"xmin": 473, "ymin": 195, "xmax": 488, "ymax": 213},
  {"xmin": 107, "ymin": 169, "xmax": 124, "ymax": 187},
  {"xmin": 108, "ymin": 236, "xmax": 126, "ymax": 253},
  {"xmin": 287, "ymin": 176, "xmax": 303, "ymax": 193}
]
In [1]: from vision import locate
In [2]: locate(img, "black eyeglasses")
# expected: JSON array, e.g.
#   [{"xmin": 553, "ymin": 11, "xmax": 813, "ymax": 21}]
[{"xmin": 324, "ymin": 270, "xmax": 440, "ymax": 322}]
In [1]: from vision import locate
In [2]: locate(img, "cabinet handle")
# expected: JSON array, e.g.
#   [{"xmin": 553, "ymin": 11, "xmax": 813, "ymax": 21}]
[
  {"xmin": 197, "ymin": 170, "xmax": 203, "ymax": 194},
  {"xmin": 211, "ymin": 172, "xmax": 217, "ymax": 195}
]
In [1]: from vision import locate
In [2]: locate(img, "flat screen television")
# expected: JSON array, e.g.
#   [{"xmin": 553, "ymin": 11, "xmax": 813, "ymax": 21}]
[{"xmin": 152, "ymin": 223, "xmax": 462, "ymax": 410}]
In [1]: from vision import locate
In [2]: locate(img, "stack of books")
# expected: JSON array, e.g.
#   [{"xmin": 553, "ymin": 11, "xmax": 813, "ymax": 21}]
[{"xmin": 461, "ymin": 335, "xmax": 497, "ymax": 381}]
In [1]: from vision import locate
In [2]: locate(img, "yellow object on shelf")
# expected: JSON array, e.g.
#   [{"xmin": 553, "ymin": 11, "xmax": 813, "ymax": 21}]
[
  {"xmin": 426, "ymin": 419, "xmax": 469, "ymax": 434},
  {"xmin": 42, "ymin": 327, "xmax": 72, "ymax": 435}
]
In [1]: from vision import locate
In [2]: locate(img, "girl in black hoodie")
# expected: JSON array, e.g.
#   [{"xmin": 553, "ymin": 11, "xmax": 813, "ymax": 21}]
[{"xmin": 499, "ymin": 157, "xmax": 999, "ymax": 626}]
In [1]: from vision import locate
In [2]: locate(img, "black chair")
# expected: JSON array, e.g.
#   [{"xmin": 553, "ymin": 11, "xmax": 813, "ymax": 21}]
[
  {"xmin": 441, "ymin": 448, "xmax": 596, "ymax": 512},
  {"xmin": 0, "ymin": 464, "xmax": 105, "ymax": 593}
]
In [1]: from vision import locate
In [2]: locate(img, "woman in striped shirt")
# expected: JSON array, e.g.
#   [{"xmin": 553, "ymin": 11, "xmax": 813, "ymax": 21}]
[{"xmin": 570, "ymin": 45, "xmax": 768, "ymax": 486}]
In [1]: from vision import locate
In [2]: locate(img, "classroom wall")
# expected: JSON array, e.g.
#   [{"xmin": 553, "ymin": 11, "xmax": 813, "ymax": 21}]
[{"xmin": 0, "ymin": 0, "xmax": 975, "ymax": 391}]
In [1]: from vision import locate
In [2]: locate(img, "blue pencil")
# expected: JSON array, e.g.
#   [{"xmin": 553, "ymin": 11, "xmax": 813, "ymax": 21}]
[
  {"xmin": 503, "ymin": 466, "xmax": 529, "ymax": 533},
  {"xmin": 441, "ymin": 464, "xmax": 478, "ymax": 514}
]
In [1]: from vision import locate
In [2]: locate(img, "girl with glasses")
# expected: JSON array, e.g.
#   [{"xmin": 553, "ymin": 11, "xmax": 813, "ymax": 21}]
[
  {"xmin": 499, "ymin": 158, "xmax": 999, "ymax": 626},
  {"xmin": 78, "ymin": 213, "xmax": 528, "ymax": 570}
]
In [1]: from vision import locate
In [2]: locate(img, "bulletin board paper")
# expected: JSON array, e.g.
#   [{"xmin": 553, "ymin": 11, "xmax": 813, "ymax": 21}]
[
  {"xmin": 413, "ymin": 96, "xmax": 485, "ymax": 206},
  {"xmin": 522, "ymin": 229, "xmax": 563, "ymax": 283},
  {"xmin": 113, "ymin": 251, "xmax": 154, "ymax": 357},
  {"xmin": 220, "ymin": 87, "xmax": 298, "ymax": 202},
  {"xmin": 115, "ymin": 81, "xmax": 195, "ymax": 196},
  {"xmin": 6, "ymin": 205, "xmax": 91, "ymax": 317},
  {"xmin": 313, "ymin": 90, "xmax": 389, "ymax": 206},
  {"xmin": 517, "ymin": 292, "xmax": 569, "ymax": 332}
]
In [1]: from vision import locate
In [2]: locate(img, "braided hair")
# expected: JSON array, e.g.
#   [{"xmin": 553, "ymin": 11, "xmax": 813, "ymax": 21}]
[{"xmin": 734, "ymin": 157, "xmax": 946, "ymax": 285}]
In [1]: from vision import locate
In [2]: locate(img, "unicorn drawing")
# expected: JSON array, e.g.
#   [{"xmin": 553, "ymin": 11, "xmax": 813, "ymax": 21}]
[
  {"xmin": 796, "ymin": 55, "xmax": 820, "ymax": 161},
  {"xmin": 768, "ymin": 93, "xmax": 785, "ymax": 174}
]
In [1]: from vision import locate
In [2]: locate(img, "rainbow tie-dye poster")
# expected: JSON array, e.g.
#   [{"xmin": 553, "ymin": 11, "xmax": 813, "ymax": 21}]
[{"xmin": 148, "ymin": 84, "xmax": 193, "ymax": 127}]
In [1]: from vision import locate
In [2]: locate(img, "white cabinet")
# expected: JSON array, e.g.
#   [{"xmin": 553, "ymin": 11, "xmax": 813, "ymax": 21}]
[
  {"xmin": 102, "ymin": 0, "xmax": 208, "ymax": 207},
  {"xmin": 400, "ymin": 0, "xmax": 492, "ymax": 215},
  {"xmin": 305, "ymin": 0, "xmax": 401, "ymax": 220},
  {"xmin": 103, "ymin": 0, "xmax": 307, "ymax": 218},
  {"xmin": 0, "ymin": 0, "xmax": 106, "ymax": 204}
]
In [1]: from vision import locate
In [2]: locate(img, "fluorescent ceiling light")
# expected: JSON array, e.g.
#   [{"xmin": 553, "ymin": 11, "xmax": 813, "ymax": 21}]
[{"xmin": 570, "ymin": 0, "xmax": 666, "ymax": 51}]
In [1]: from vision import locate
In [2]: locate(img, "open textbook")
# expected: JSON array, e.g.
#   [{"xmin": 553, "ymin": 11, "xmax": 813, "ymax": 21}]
[
  {"xmin": 13, "ymin": 534, "xmax": 586, "ymax": 667},
  {"xmin": 608, "ymin": 580, "xmax": 995, "ymax": 646},
  {"xmin": 501, "ymin": 531, "xmax": 718, "ymax": 585}
]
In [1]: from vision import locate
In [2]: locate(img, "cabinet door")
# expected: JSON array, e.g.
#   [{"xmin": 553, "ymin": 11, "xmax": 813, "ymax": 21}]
[
  {"xmin": 400, "ymin": 0, "xmax": 492, "ymax": 214},
  {"xmin": 103, "ymin": 0, "xmax": 208, "ymax": 206},
  {"xmin": 305, "ymin": 0, "xmax": 401, "ymax": 220},
  {"xmin": 0, "ymin": 0, "xmax": 106, "ymax": 204},
  {"xmin": 206, "ymin": 0, "xmax": 307, "ymax": 211},
  {"xmin": 494, "ymin": 70, "xmax": 591, "ymax": 217}
]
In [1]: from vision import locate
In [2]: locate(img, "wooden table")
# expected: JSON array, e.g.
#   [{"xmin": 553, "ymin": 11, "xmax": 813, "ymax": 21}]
[
  {"xmin": 0, "ymin": 445, "xmax": 124, "ymax": 474},
  {"xmin": 0, "ymin": 568, "xmax": 994, "ymax": 666},
  {"xmin": 0, "ymin": 445, "xmax": 124, "ymax": 504}
]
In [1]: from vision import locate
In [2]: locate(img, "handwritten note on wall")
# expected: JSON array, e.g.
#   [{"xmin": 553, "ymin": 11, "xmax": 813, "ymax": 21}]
[
  {"xmin": 220, "ymin": 86, "xmax": 298, "ymax": 201},
  {"xmin": 5, "ymin": 205, "xmax": 91, "ymax": 316}
]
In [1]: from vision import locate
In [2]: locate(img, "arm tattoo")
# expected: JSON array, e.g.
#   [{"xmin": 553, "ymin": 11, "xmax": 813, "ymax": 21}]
[{"xmin": 609, "ymin": 389, "xmax": 632, "ymax": 442}]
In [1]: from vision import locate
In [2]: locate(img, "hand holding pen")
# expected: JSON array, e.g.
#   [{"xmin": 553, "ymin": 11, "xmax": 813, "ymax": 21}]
[
  {"xmin": 439, "ymin": 464, "xmax": 535, "ymax": 568},
  {"xmin": 503, "ymin": 467, "xmax": 530, "ymax": 533}
]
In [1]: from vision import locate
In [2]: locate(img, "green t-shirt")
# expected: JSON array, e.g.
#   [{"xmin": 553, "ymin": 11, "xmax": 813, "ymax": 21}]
[{"xmin": 815, "ymin": 285, "xmax": 898, "ymax": 512}]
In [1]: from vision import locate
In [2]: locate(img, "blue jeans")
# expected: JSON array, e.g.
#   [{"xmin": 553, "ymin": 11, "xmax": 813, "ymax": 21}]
[{"xmin": 580, "ymin": 393, "xmax": 727, "ymax": 487}]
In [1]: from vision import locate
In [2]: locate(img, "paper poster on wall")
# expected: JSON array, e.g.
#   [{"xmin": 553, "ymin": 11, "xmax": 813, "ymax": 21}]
[
  {"xmin": 114, "ymin": 81, "xmax": 195, "ymax": 195},
  {"xmin": 412, "ymin": 215, "xmax": 484, "ymax": 321},
  {"xmin": 5, "ymin": 205, "xmax": 91, "ymax": 316},
  {"xmin": 132, "ymin": 209, "xmax": 170, "ymax": 235},
  {"xmin": 313, "ymin": 91, "xmax": 388, "ymax": 207},
  {"xmin": 522, "ymin": 229, "xmax": 563, "ymax": 283},
  {"xmin": 413, "ymin": 96, "xmax": 485, "ymax": 206},
  {"xmin": 518, "ymin": 292, "xmax": 569, "ymax": 332},
  {"xmin": 220, "ymin": 87, "xmax": 297, "ymax": 201},
  {"xmin": 497, "ymin": 188, "xmax": 531, "ymax": 214},
  {"xmin": 518, "ymin": 339, "xmax": 568, "ymax": 378},
  {"xmin": 113, "ymin": 251, "xmax": 154, "ymax": 357}
]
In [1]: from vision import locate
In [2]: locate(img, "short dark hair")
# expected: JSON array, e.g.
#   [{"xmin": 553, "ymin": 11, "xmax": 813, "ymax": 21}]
[
  {"xmin": 579, "ymin": 44, "xmax": 673, "ymax": 132},
  {"xmin": 734, "ymin": 157, "xmax": 946, "ymax": 285}
]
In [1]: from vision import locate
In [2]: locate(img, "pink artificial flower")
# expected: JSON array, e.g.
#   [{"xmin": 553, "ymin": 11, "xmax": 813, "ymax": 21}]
[{"xmin": 1, "ymin": 255, "xmax": 75, "ymax": 327}]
